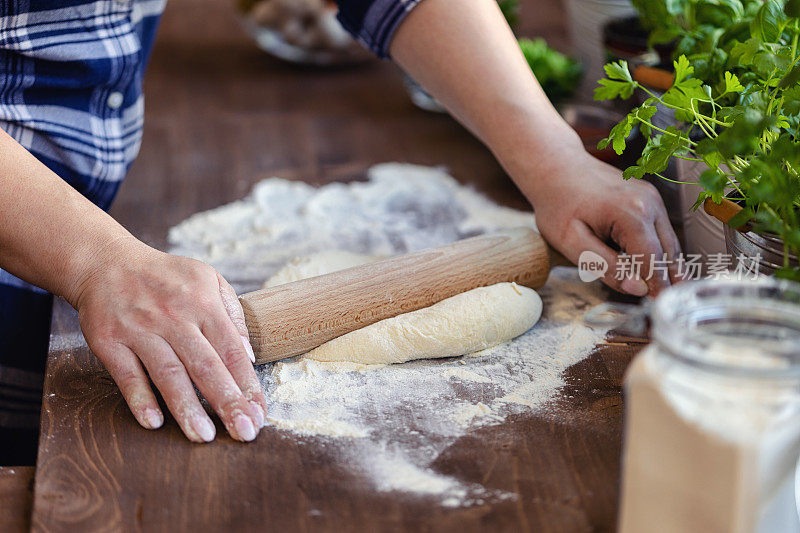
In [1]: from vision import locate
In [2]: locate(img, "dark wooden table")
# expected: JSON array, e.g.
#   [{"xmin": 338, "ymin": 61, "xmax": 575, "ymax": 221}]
[
  {"xmin": 29, "ymin": 0, "xmax": 646, "ymax": 530},
  {"xmin": 0, "ymin": 466, "xmax": 34, "ymax": 533}
]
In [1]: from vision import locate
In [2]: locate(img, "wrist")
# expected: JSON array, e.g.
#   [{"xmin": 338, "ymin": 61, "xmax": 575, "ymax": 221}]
[
  {"xmin": 486, "ymin": 108, "xmax": 586, "ymax": 202},
  {"xmin": 64, "ymin": 231, "xmax": 151, "ymax": 309}
]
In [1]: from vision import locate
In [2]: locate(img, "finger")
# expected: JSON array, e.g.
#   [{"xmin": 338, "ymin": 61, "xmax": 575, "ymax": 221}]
[
  {"xmin": 93, "ymin": 341, "xmax": 163, "ymax": 430},
  {"xmin": 610, "ymin": 215, "xmax": 669, "ymax": 295},
  {"xmin": 216, "ymin": 272, "xmax": 254, "ymax": 363},
  {"xmin": 202, "ymin": 310, "xmax": 267, "ymax": 428},
  {"xmin": 133, "ymin": 335, "xmax": 217, "ymax": 443},
  {"xmin": 214, "ymin": 272, "xmax": 267, "ymax": 423},
  {"xmin": 654, "ymin": 214, "xmax": 684, "ymax": 285},
  {"xmin": 168, "ymin": 327, "xmax": 261, "ymax": 442},
  {"xmin": 564, "ymin": 220, "xmax": 649, "ymax": 296}
]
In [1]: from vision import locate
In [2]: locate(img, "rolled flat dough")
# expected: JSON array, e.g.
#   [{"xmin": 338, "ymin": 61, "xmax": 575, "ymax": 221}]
[{"xmin": 266, "ymin": 252, "xmax": 543, "ymax": 365}]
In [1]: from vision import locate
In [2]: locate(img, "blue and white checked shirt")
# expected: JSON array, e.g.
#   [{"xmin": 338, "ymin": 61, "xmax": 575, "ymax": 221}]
[
  {"xmin": 0, "ymin": 0, "xmax": 164, "ymax": 210},
  {"xmin": 0, "ymin": 0, "xmax": 422, "ymax": 441}
]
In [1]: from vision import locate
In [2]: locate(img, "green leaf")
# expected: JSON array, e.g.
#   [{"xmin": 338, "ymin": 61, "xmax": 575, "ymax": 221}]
[
  {"xmin": 696, "ymin": 0, "xmax": 744, "ymax": 26},
  {"xmin": 721, "ymin": 20, "xmax": 754, "ymax": 45},
  {"xmin": 594, "ymin": 78, "xmax": 636, "ymax": 100},
  {"xmin": 724, "ymin": 71, "xmax": 745, "ymax": 93},
  {"xmin": 673, "ymin": 55, "xmax": 694, "ymax": 84},
  {"xmin": 691, "ymin": 47, "xmax": 728, "ymax": 82},
  {"xmin": 627, "ymin": 103, "xmax": 657, "ymax": 140},
  {"xmin": 631, "ymin": 103, "xmax": 658, "ymax": 122},
  {"xmin": 728, "ymin": 206, "xmax": 754, "ymax": 228},
  {"xmin": 665, "ymin": 0, "xmax": 687, "ymax": 16},
  {"xmin": 692, "ymin": 191, "xmax": 710, "ymax": 211},
  {"xmin": 778, "ymin": 63, "xmax": 800, "ymax": 88},
  {"xmin": 699, "ymin": 168, "xmax": 728, "ymax": 197},
  {"xmin": 775, "ymin": 267, "xmax": 800, "ymax": 283},
  {"xmin": 750, "ymin": 0, "xmax": 787, "ymax": 43},
  {"xmin": 605, "ymin": 116, "xmax": 635, "ymax": 154},
  {"xmin": 711, "ymin": 108, "xmax": 774, "ymax": 159},
  {"xmin": 638, "ymin": 126, "xmax": 691, "ymax": 174},
  {"xmin": 731, "ymin": 37, "xmax": 763, "ymax": 65},
  {"xmin": 753, "ymin": 50, "xmax": 792, "ymax": 78},
  {"xmin": 649, "ymin": 27, "xmax": 681, "ymax": 45},
  {"xmin": 782, "ymin": 85, "xmax": 800, "ymax": 115},
  {"xmin": 622, "ymin": 165, "xmax": 646, "ymax": 180},
  {"xmin": 701, "ymin": 150, "xmax": 725, "ymax": 169},
  {"xmin": 603, "ymin": 61, "xmax": 633, "ymax": 82}
]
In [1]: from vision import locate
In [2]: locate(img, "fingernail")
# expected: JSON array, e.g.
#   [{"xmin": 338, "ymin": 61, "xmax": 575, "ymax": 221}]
[
  {"xmin": 621, "ymin": 277, "xmax": 649, "ymax": 297},
  {"xmin": 249, "ymin": 401, "xmax": 265, "ymax": 428},
  {"xmin": 234, "ymin": 414, "xmax": 257, "ymax": 442},
  {"xmin": 192, "ymin": 414, "xmax": 216, "ymax": 443},
  {"xmin": 241, "ymin": 335, "xmax": 255, "ymax": 364},
  {"xmin": 144, "ymin": 408, "xmax": 164, "ymax": 429}
]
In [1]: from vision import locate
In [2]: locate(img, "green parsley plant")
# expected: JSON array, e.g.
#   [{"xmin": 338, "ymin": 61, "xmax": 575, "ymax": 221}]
[{"xmin": 596, "ymin": 0, "xmax": 800, "ymax": 280}]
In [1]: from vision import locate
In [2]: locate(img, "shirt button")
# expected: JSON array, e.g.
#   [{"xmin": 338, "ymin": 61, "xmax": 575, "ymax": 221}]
[{"xmin": 107, "ymin": 92, "xmax": 124, "ymax": 110}]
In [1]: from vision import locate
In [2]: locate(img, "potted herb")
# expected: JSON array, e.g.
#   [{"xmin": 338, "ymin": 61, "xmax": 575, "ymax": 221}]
[
  {"xmin": 610, "ymin": 0, "xmax": 776, "ymax": 258},
  {"xmin": 595, "ymin": 0, "xmax": 800, "ymax": 281}
]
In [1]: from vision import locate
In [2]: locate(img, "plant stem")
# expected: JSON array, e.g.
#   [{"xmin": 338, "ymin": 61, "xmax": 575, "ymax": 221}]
[{"xmin": 652, "ymin": 172, "xmax": 696, "ymax": 185}]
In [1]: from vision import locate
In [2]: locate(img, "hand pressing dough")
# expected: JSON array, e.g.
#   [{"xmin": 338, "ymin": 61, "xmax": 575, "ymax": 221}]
[{"xmin": 305, "ymin": 282, "xmax": 542, "ymax": 365}]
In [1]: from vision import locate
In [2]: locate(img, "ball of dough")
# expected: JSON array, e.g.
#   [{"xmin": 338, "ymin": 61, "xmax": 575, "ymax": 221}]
[{"xmin": 305, "ymin": 282, "xmax": 542, "ymax": 365}]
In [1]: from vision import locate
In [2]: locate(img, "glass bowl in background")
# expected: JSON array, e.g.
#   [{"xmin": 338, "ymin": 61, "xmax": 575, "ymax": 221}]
[{"xmin": 236, "ymin": 0, "xmax": 372, "ymax": 66}]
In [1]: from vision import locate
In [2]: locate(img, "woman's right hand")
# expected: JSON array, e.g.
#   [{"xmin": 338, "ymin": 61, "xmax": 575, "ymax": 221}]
[{"xmin": 71, "ymin": 237, "xmax": 268, "ymax": 443}]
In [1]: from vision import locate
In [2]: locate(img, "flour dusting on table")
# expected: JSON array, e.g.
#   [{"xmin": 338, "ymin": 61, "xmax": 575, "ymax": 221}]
[
  {"xmin": 169, "ymin": 163, "xmax": 535, "ymax": 291},
  {"xmin": 168, "ymin": 163, "xmax": 611, "ymax": 507}
]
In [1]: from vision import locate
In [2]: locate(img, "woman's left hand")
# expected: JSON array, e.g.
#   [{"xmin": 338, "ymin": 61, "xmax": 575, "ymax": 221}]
[{"xmin": 524, "ymin": 150, "xmax": 683, "ymax": 297}]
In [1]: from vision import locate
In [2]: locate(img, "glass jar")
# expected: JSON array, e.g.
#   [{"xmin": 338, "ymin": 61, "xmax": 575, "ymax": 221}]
[{"xmin": 619, "ymin": 278, "xmax": 800, "ymax": 533}]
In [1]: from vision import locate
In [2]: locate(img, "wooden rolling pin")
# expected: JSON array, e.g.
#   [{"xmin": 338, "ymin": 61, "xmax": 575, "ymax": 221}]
[{"xmin": 239, "ymin": 227, "xmax": 564, "ymax": 364}]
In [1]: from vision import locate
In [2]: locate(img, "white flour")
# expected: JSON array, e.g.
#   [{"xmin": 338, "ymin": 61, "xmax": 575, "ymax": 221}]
[
  {"xmin": 169, "ymin": 163, "xmax": 536, "ymax": 291},
  {"xmin": 168, "ymin": 163, "xmax": 611, "ymax": 506}
]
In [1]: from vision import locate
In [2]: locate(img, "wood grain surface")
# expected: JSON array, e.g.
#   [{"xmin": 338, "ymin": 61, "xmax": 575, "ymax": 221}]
[
  {"xmin": 35, "ymin": 298, "xmax": 642, "ymax": 533},
  {"xmin": 30, "ymin": 0, "xmax": 647, "ymax": 531},
  {"xmin": 0, "ymin": 466, "xmax": 35, "ymax": 533},
  {"xmin": 242, "ymin": 228, "xmax": 551, "ymax": 363}
]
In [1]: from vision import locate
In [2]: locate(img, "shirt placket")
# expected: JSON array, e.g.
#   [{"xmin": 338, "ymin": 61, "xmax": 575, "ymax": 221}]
[{"xmin": 90, "ymin": 0, "xmax": 139, "ymax": 198}]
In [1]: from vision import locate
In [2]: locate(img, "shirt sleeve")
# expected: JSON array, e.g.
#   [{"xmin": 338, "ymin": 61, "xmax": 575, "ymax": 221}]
[{"xmin": 333, "ymin": 0, "xmax": 424, "ymax": 58}]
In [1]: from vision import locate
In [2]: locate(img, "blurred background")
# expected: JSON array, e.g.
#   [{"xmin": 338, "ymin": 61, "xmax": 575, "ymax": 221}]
[
  {"xmin": 113, "ymin": 0, "xmax": 650, "ymax": 250},
  {"xmin": 112, "ymin": 0, "xmax": 565, "ymax": 244}
]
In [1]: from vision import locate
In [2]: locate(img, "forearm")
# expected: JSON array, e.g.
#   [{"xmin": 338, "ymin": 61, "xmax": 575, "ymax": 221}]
[
  {"xmin": 389, "ymin": 0, "xmax": 584, "ymax": 198},
  {"xmin": 0, "ymin": 128, "xmax": 138, "ymax": 306},
  {"xmin": 0, "ymin": 131, "xmax": 267, "ymax": 442}
]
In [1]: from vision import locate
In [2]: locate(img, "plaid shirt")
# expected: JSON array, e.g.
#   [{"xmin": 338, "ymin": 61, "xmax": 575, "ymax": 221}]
[
  {"xmin": 0, "ymin": 0, "xmax": 421, "ymax": 458},
  {"xmin": 335, "ymin": 0, "xmax": 422, "ymax": 58}
]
